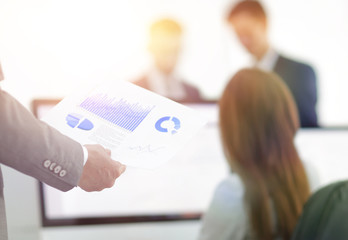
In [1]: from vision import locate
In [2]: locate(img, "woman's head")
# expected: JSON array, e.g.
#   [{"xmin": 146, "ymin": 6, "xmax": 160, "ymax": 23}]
[
  {"xmin": 219, "ymin": 68, "xmax": 309, "ymax": 240},
  {"xmin": 219, "ymin": 68, "xmax": 299, "ymax": 170}
]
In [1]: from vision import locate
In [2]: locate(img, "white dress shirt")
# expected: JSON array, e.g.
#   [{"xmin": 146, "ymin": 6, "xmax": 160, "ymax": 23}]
[
  {"xmin": 254, "ymin": 48, "xmax": 279, "ymax": 71},
  {"xmin": 81, "ymin": 145, "xmax": 88, "ymax": 165}
]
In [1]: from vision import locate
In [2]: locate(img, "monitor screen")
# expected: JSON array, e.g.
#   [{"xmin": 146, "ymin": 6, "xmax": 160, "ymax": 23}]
[
  {"xmin": 33, "ymin": 100, "xmax": 229, "ymax": 226},
  {"xmin": 32, "ymin": 100, "xmax": 348, "ymax": 226},
  {"xmin": 295, "ymin": 128, "xmax": 348, "ymax": 188}
]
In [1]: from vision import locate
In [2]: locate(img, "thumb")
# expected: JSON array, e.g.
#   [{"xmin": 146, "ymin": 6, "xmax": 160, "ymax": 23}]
[
  {"xmin": 113, "ymin": 161, "xmax": 126, "ymax": 176},
  {"xmin": 105, "ymin": 148, "xmax": 112, "ymax": 156}
]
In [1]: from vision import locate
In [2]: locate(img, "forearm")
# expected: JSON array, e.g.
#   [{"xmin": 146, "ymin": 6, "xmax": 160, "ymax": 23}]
[{"xmin": 0, "ymin": 89, "xmax": 84, "ymax": 191}]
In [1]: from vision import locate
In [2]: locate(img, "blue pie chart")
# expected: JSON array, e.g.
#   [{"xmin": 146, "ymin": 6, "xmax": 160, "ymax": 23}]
[
  {"xmin": 66, "ymin": 113, "xmax": 94, "ymax": 131},
  {"xmin": 155, "ymin": 116, "xmax": 181, "ymax": 135}
]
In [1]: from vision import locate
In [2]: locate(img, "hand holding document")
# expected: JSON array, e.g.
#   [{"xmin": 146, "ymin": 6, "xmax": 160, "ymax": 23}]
[
  {"xmin": 78, "ymin": 144, "xmax": 126, "ymax": 192},
  {"xmin": 43, "ymin": 81, "xmax": 207, "ymax": 169}
]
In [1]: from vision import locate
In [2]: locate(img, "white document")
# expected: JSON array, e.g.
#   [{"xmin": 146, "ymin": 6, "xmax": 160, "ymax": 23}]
[{"xmin": 43, "ymin": 81, "xmax": 207, "ymax": 169}]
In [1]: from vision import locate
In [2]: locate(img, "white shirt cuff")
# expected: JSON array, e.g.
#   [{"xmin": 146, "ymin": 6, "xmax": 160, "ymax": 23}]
[{"xmin": 81, "ymin": 145, "xmax": 88, "ymax": 166}]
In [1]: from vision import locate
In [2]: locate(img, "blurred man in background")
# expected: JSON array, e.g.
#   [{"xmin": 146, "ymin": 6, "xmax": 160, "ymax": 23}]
[
  {"xmin": 0, "ymin": 62, "xmax": 126, "ymax": 239},
  {"xmin": 227, "ymin": 0, "xmax": 318, "ymax": 127},
  {"xmin": 133, "ymin": 18, "xmax": 203, "ymax": 103}
]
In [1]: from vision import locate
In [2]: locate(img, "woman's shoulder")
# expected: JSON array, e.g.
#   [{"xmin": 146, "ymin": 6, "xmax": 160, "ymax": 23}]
[
  {"xmin": 198, "ymin": 174, "xmax": 249, "ymax": 240},
  {"xmin": 211, "ymin": 173, "xmax": 246, "ymax": 210},
  {"xmin": 216, "ymin": 173, "xmax": 244, "ymax": 192}
]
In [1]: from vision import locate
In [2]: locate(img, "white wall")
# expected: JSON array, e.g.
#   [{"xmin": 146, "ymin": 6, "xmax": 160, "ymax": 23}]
[{"xmin": 1, "ymin": 0, "xmax": 348, "ymax": 125}]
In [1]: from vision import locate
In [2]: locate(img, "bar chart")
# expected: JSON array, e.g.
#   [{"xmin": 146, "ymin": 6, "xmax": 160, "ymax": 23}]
[{"xmin": 79, "ymin": 93, "xmax": 155, "ymax": 132}]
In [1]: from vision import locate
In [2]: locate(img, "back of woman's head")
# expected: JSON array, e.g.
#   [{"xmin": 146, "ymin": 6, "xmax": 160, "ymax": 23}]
[{"xmin": 219, "ymin": 68, "xmax": 309, "ymax": 240}]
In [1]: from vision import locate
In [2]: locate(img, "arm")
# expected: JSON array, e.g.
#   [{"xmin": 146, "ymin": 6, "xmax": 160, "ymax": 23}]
[
  {"xmin": 297, "ymin": 65, "xmax": 318, "ymax": 127},
  {"xmin": 0, "ymin": 89, "xmax": 83, "ymax": 191},
  {"xmin": 0, "ymin": 89, "xmax": 125, "ymax": 191}
]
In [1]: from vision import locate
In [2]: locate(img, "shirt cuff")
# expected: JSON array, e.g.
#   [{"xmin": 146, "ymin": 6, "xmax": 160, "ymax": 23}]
[{"xmin": 81, "ymin": 145, "xmax": 88, "ymax": 166}]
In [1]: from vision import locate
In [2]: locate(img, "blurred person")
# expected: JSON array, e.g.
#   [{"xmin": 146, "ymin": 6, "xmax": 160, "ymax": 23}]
[
  {"xmin": 227, "ymin": 0, "xmax": 318, "ymax": 127},
  {"xmin": 133, "ymin": 18, "xmax": 203, "ymax": 103},
  {"xmin": 0, "ymin": 63, "xmax": 126, "ymax": 239},
  {"xmin": 198, "ymin": 69, "xmax": 319, "ymax": 240}
]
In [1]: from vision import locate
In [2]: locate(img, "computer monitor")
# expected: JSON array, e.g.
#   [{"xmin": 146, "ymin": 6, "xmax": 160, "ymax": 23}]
[
  {"xmin": 33, "ymin": 100, "xmax": 228, "ymax": 226},
  {"xmin": 32, "ymin": 99, "xmax": 348, "ymax": 227}
]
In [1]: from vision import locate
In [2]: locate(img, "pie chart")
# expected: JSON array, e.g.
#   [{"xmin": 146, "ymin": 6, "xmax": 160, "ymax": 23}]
[
  {"xmin": 155, "ymin": 116, "xmax": 181, "ymax": 135},
  {"xmin": 66, "ymin": 113, "xmax": 94, "ymax": 131}
]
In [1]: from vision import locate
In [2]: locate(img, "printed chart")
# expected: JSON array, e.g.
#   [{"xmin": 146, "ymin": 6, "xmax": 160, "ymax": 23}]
[{"xmin": 80, "ymin": 93, "xmax": 155, "ymax": 132}]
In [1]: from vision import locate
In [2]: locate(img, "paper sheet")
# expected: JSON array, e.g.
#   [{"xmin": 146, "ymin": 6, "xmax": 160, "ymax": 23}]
[{"xmin": 43, "ymin": 81, "xmax": 207, "ymax": 169}]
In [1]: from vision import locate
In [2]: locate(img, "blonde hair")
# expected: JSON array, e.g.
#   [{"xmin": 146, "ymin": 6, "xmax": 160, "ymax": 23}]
[{"xmin": 150, "ymin": 18, "xmax": 182, "ymax": 37}]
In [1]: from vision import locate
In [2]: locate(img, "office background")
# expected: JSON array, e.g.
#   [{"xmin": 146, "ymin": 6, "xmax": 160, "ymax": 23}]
[
  {"xmin": 1, "ymin": 0, "xmax": 348, "ymax": 239},
  {"xmin": 1, "ymin": 0, "xmax": 348, "ymax": 125}
]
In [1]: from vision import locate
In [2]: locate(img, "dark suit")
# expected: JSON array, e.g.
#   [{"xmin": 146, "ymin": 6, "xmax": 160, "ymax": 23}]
[
  {"xmin": 273, "ymin": 55, "xmax": 318, "ymax": 127},
  {"xmin": 133, "ymin": 75, "xmax": 203, "ymax": 103},
  {"xmin": 0, "ymin": 89, "xmax": 84, "ymax": 239}
]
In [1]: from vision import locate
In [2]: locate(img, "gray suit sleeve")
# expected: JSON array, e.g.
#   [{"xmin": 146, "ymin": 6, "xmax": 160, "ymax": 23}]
[{"xmin": 0, "ymin": 89, "xmax": 84, "ymax": 191}]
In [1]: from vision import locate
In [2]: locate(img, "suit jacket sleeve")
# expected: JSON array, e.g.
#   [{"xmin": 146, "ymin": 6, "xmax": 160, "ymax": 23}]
[
  {"xmin": 298, "ymin": 65, "xmax": 318, "ymax": 127},
  {"xmin": 0, "ymin": 89, "xmax": 84, "ymax": 191}
]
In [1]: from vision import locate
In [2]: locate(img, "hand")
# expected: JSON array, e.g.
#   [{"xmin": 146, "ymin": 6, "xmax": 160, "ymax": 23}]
[{"xmin": 78, "ymin": 144, "xmax": 126, "ymax": 192}]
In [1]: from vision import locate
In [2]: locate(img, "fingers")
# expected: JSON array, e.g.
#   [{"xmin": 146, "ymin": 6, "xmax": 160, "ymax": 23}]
[
  {"xmin": 120, "ymin": 164, "xmax": 126, "ymax": 174},
  {"xmin": 80, "ymin": 144, "xmax": 126, "ymax": 192},
  {"xmin": 106, "ymin": 178, "xmax": 116, "ymax": 189},
  {"xmin": 103, "ymin": 148, "xmax": 126, "ymax": 177},
  {"xmin": 105, "ymin": 148, "xmax": 112, "ymax": 156},
  {"xmin": 101, "ymin": 162, "xmax": 126, "ymax": 190},
  {"xmin": 103, "ymin": 148, "xmax": 125, "ymax": 176},
  {"xmin": 113, "ymin": 161, "xmax": 127, "ymax": 177}
]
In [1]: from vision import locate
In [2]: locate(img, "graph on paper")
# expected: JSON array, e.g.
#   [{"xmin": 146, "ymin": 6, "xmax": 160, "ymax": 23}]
[
  {"xmin": 79, "ymin": 93, "xmax": 155, "ymax": 132},
  {"xmin": 128, "ymin": 145, "xmax": 166, "ymax": 155}
]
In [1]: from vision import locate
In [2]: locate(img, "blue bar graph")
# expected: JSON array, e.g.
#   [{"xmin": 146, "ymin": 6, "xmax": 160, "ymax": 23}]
[{"xmin": 79, "ymin": 94, "xmax": 155, "ymax": 132}]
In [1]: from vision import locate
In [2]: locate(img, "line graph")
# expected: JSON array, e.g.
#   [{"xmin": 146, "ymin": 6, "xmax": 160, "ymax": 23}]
[
  {"xmin": 128, "ymin": 145, "xmax": 166, "ymax": 154},
  {"xmin": 79, "ymin": 93, "xmax": 155, "ymax": 132}
]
